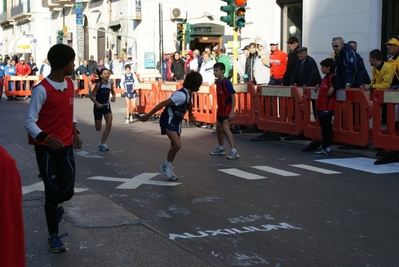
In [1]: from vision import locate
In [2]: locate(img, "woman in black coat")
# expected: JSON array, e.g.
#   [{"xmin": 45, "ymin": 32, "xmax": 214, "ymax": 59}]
[{"xmin": 170, "ymin": 52, "xmax": 185, "ymax": 81}]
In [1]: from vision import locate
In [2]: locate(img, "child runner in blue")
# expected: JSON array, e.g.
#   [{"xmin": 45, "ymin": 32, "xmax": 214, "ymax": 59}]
[
  {"xmin": 139, "ymin": 71, "xmax": 203, "ymax": 180},
  {"xmin": 121, "ymin": 64, "xmax": 139, "ymax": 125},
  {"xmin": 89, "ymin": 67, "xmax": 116, "ymax": 151}
]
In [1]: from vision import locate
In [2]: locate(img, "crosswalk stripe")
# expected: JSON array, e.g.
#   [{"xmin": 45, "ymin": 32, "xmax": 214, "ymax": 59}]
[
  {"xmin": 218, "ymin": 168, "xmax": 266, "ymax": 180},
  {"xmin": 252, "ymin": 166, "xmax": 300, "ymax": 176},
  {"xmin": 290, "ymin": 164, "xmax": 341, "ymax": 174}
]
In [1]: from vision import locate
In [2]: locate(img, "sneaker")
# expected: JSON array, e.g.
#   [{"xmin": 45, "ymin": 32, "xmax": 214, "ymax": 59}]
[
  {"xmin": 227, "ymin": 150, "xmax": 239, "ymax": 160},
  {"xmin": 57, "ymin": 203, "xmax": 64, "ymax": 222},
  {"xmin": 210, "ymin": 147, "xmax": 226, "ymax": 155},
  {"xmin": 98, "ymin": 143, "xmax": 109, "ymax": 151},
  {"xmin": 48, "ymin": 233, "xmax": 68, "ymax": 253},
  {"xmin": 129, "ymin": 115, "xmax": 134, "ymax": 123},
  {"xmin": 125, "ymin": 118, "xmax": 130, "ymax": 125},
  {"xmin": 170, "ymin": 166, "xmax": 178, "ymax": 181},
  {"xmin": 160, "ymin": 162, "xmax": 172, "ymax": 179},
  {"xmin": 325, "ymin": 146, "xmax": 333, "ymax": 156},
  {"xmin": 314, "ymin": 145, "xmax": 326, "ymax": 154}
]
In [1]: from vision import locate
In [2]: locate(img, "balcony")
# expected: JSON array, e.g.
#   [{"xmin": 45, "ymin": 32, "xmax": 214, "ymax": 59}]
[
  {"xmin": 0, "ymin": 10, "xmax": 14, "ymax": 28},
  {"xmin": 42, "ymin": 0, "xmax": 77, "ymax": 10},
  {"xmin": 11, "ymin": 2, "xmax": 31, "ymax": 19}
]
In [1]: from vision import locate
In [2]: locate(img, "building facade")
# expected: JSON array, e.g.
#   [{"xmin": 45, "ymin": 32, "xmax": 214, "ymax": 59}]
[{"xmin": 0, "ymin": 0, "xmax": 397, "ymax": 78}]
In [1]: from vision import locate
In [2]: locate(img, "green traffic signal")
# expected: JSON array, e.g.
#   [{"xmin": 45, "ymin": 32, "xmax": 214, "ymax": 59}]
[
  {"xmin": 57, "ymin": 30, "xmax": 64, "ymax": 44},
  {"xmin": 185, "ymin": 23, "xmax": 195, "ymax": 43},
  {"xmin": 220, "ymin": 0, "xmax": 234, "ymax": 27},
  {"xmin": 235, "ymin": 5, "xmax": 246, "ymax": 29}
]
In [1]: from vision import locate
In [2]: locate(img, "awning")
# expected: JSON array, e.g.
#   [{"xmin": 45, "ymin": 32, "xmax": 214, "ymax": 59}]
[
  {"xmin": 8, "ymin": 35, "xmax": 24, "ymax": 54},
  {"xmin": 108, "ymin": 20, "xmax": 121, "ymax": 28}
]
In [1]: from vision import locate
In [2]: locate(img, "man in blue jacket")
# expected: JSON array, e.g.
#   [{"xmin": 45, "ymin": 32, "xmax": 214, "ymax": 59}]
[{"xmin": 331, "ymin": 37, "xmax": 370, "ymax": 88}]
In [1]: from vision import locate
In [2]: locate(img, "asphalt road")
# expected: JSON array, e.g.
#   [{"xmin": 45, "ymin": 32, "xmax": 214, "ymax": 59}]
[{"xmin": 1, "ymin": 96, "xmax": 399, "ymax": 267}]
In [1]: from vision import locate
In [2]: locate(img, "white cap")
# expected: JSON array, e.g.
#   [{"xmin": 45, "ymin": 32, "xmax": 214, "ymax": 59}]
[
  {"xmin": 269, "ymin": 40, "xmax": 279, "ymax": 45},
  {"xmin": 20, "ymin": 56, "xmax": 25, "ymax": 61}
]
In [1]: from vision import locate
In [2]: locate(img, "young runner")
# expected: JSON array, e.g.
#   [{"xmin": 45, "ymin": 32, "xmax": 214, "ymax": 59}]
[{"xmin": 121, "ymin": 64, "xmax": 139, "ymax": 125}]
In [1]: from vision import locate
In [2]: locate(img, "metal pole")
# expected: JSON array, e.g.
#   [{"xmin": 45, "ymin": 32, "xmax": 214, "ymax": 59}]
[
  {"xmin": 159, "ymin": 3, "xmax": 164, "ymax": 80},
  {"xmin": 233, "ymin": 29, "xmax": 238, "ymax": 84}
]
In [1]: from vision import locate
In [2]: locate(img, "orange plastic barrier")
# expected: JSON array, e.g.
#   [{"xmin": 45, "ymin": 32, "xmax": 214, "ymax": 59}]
[
  {"xmin": 371, "ymin": 90, "xmax": 399, "ymax": 152},
  {"xmin": 230, "ymin": 83, "xmax": 257, "ymax": 126},
  {"xmin": 135, "ymin": 81, "xmax": 160, "ymax": 114},
  {"xmin": 302, "ymin": 88, "xmax": 372, "ymax": 147},
  {"xmin": 189, "ymin": 84, "xmax": 217, "ymax": 124},
  {"xmin": 256, "ymin": 85, "xmax": 303, "ymax": 135},
  {"xmin": 4, "ymin": 76, "xmax": 43, "ymax": 97},
  {"xmin": 74, "ymin": 75, "xmax": 90, "ymax": 97}
]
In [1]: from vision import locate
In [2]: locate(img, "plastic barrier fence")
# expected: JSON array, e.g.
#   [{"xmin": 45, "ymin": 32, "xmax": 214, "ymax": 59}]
[
  {"xmin": 135, "ymin": 81, "xmax": 160, "ymax": 114},
  {"xmin": 231, "ymin": 83, "xmax": 257, "ymax": 126},
  {"xmin": 74, "ymin": 75, "xmax": 90, "ymax": 97},
  {"xmin": 256, "ymin": 85, "xmax": 303, "ymax": 135},
  {"xmin": 190, "ymin": 84, "xmax": 217, "ymax": 124},
  {"xmin": 4, "ymin": 76, "xmax": 43, "ymax": 97}
]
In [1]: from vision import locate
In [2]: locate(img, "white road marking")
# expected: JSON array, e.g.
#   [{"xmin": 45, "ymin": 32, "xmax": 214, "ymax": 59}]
[
  {"xmin": 218, "ymin": 168, "xmax": 266, "ymax": 180},
  {"xmin": 252, "ymin": 166, "xmax": 300, "ymax": 176},
  {"xmin": 315, "ymin": 157, "xmax": 399, "ymax": 174},
  {"xmin": 87, "ymin": 173, "xmax": 181, "ymax": 189},
  {"xmin": 23, "ymin": 182, "xmax": 89, "ymax": 195},
  {"xmin": 75, "ymin": 150, "xmax": 104, "ymax": 158},
  {"xmin": 290, "ymin": 164, "xmax": 341, "ymax": 174}
]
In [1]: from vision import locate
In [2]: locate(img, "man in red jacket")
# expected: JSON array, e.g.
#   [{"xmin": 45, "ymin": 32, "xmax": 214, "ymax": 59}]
[
  {"xmin": 15, "ymin": 56, "xmax": 31, "ymax": 92},
  {"xmin": 24, "ymin": 44, "xmax": 82, "ymax": 253},
  {"xmin": 268, "ymin": 41, "xmax": 288, "ymax": 85}
]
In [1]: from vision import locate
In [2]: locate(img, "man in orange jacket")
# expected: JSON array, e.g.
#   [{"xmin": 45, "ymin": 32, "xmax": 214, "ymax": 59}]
[{"xmin": 268, "ymin": 41, "xmax": 288, "ymax": 85}]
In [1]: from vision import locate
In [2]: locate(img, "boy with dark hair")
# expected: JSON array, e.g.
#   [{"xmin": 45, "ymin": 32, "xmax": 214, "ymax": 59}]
[
  {"xmin": 139, "ymin": 71, "xmax": 203, "ymax": 180},
  {"xmin": 314, "ymin": 58, "xmax": 343, "ymax": 156},
  {"xmin": 24, "ymin": 44, "xmax": 82, "ymax": 253},
  {"xmin": 210, "ymin": 62, "xmax": 239, "ymax": 159}
]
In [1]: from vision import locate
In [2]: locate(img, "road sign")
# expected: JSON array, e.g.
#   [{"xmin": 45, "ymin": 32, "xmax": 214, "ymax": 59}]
[{"xmin": 31, "ymin": 38, "xmax": 37, "ymax": 47}]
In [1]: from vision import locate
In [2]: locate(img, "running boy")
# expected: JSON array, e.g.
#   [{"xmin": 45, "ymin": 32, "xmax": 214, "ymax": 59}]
[
  {"xmin": 314, "ymin": 58, "xmax": 343, "ymax": 155},
  {"xmin": 89, "ymin": 67, "xmax": 116, "ymax": 151},
  {"xmin": 24, "ymin": 44, "xmax": 82, "ymax": 253},
  {"xmin": 121, "ymin": 64, "xmax": 139, "ymax": 125},
  {"xmin": 210, "ymin": 62, "xmax": 239, "ymax": 159},
  {"xmin": 139, "ymin": 71, "xmax": 203, "ymax": 180}
]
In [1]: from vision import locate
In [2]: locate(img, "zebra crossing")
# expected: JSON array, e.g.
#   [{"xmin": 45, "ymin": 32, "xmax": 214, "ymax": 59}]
[{"xmin": 218, "ymin": 157, "xmax": 399, "ymax": 179}]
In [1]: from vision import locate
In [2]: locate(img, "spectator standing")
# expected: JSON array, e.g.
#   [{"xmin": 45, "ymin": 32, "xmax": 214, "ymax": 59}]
[
  {"xmin": 331, "ymin": 37, "xmax": 370, "ymax": 89},
  {"xmin": 199, "ymin": 51, "xmax": 216, "ymax": 85},
  {"xmin": 283, "ymin": 36, "xmax": 300, "ymax": 86},
  {"xmin": 89, "ymin": 67, "xmax": 116, "ymax": 151},
  {"xmin": 24, "ymin": 44, "xmax": 82, "ymax": 253},
  {"xmin": 170, "ymin": 51, "xmax": 185, "ymax": 81},
  {"xmin": 162, "ymin": 52, "xmax": 174, "ymax": 81},
  {"xmin": 363, "ymin": 49, "xmax": 395, "ymax": 91},
  {"xmin": 314, "ymin": 58, "xmax": 343, "ymax": 156},
  {"xmin": 110, "ymin": 54, "xmax": 118, "ymax": 73},
  {"xmin": 28, "ymin": 56, "xmax": 38, "ymax": 75},
  {"xmin": 348, "ymin": 40, "xmax": 357, "ymax": 51},
  {"xmin": 189, "ymin": 50, "xmax": 199, "ymax": 73},
  {"xmin": 194, "ymin": 49, "xmax": 202, "ymax": 71},
  {"xmin": 210, "ymin": 62, "xmax": 239, "ymax": 160},
  {"xmin": 184, "ymin": 50, "xmax": 194, "ymax": 75},
  {"xmin": 103, "ymin": 57, "xmax": 110, "ymax": 70},
  {"xmin": 138, "ymin": 71, "xmax": 203, "ymax": 180},
  {"xmin": 0, "ymin": 60, "xmax": 4, "ymax": 99},
  {"xmin": 39, "ymin": 59, "xmax": 52, "ymax": 78},
  {"xmin": 75, "ymin": 60, "xmax": 91, "ymax": 90},
  {"xmin": 87, "ymin": 55, "xmax": 98, "ymax": 75},
  {"xmin": 5, "ymin": 59, "xmax": 16, "ymax": 94},
  {"xmin": 125, "ymin": 55, "xmax": 138, "ymax": 73},
  {"xmin": 217, "ymin": 47, "xmax": 232, "ymax": 79},
  {"xmin": 235, "ymin": 45, "xmax": 250, "ymax": 83},
  {"xmin": 244, "ymin": 43, "xmax": 258, "ymax": 83},
  {"xmin": 268, "ymin": 41, "xmax": 288, "ymax": 85},
  {"xmin": 384, "ymin": 37, "xmax": 399, "ymax": 89},
  {"xmin": 253, "ymin": 40, "xmax": 270, "ymax": 85},
  {"xmin": 290, "ymin": 47, "xmax": 321, "ymax": 87},
  {"xmin": 0, "ymin": 145, "xmax": 25, "ymax": 267},
  {"xmin": 15, "ymin": 56, "xmax": 31, "ymax": 92}
]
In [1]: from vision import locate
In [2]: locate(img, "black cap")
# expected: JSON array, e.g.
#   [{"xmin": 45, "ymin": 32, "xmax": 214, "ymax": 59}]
[
  {"xmin": 287, "ymin": 36, "xmax": 299, "ymax": 43},
  {"xmin": 241, "ymin": 45, "xmax": 250, "ymax": 51},
  {"xmin": 295, "ymin": 47, "xmax": 308, "ymax": 53}
]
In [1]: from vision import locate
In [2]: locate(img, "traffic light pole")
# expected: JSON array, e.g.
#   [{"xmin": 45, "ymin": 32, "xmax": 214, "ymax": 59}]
[{"xmin": 233, "ymin": 28, "xmax": 238, "ymax": 84}]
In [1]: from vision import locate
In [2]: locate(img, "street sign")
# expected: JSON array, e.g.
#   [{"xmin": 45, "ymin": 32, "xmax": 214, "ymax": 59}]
[{"xmin": 31, "ymin": 38, "xmax": 37, "ymax": 47}]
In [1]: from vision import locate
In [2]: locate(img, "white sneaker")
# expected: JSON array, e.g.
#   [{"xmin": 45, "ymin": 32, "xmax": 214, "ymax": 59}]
[
  {"xmin": 210, "ymin": 147, "xmax": 226, "ymax": 155},
  {"xmin": 227, "ymin": 150, "xmax": 239, "ymax": 160},
  {"xmin": 98, "ymin": 143, "xmax": 109, "ymax": 151},
  {"xmin": 129, "ymin": 115, "xmax": 134, "ymax": 123},
  {"xmin": 160, "ymin": 162, "xmax": 172, "ymax": 179},
  {"xmin": 125, "ymin": 118, "xmax": 129, "ymax": 125},
  {"xmin": 170, "ymin": 166, "xmax": 178, "ymax": 181}
]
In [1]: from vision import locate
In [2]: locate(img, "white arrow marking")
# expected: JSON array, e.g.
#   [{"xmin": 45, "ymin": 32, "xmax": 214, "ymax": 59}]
[
  {"xmin": 75, "ymin": 150, "xmax": 104, "ymax": 158},
  {"xmin": 87, "ymin": 173, "xmax": 181, "ymax": 189},
  {"xmin": 22, "ymin": 182, "xmax": 89, "ymax": 195}
]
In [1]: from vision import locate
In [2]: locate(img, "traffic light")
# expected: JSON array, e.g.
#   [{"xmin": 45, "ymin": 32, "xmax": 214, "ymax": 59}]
[
  {"xmin": 220, "ymin": 0, "xmax": 234, "ymax": 27},
  {"xmin": 234, "ymin": 0, "xmax": 246, "ymax": 29},
  {"xmin": 57, "ymin": 30, "xmax": 64, "ymax": 44},
  {"xmin": 185, "ymin": 23, "xmax": 194, "ymax": 43},
  {"xmin": 176, "ymin": 22, "xmax": 185, "ymax": 43}
]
